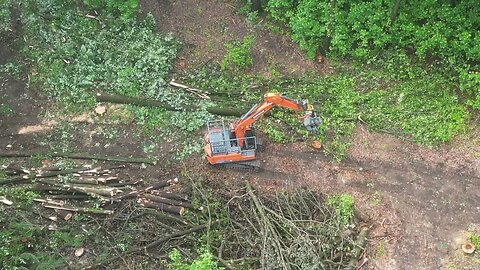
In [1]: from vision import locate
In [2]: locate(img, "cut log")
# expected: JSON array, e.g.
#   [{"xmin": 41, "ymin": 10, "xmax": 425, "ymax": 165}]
[
  {"xmin": 33, "ymin": 183, "xmax": 64, "ymax": 192},
  {"xmin": 36, "ymin": 179, "xmax": 116, "ymax": 199},
  {"xmin": 107, "ymin": 178, "xmax": 178, "ymax": 203},
  {"xmin": 69, "ymin": 178, "xmax": 105, "ymax": 185},
  {"xmin": 33, "ymin": 198, "xmax": 64, "ymax": 206},
  {"xmin": 138, "ymin": 198, "xmax": 185, "ymax": 216},
  {"xmin": 55, "ymin": 209, "xmax": 73, "ymax": 221},
  {"xmin": 149, "ymin": 190, "xmax": 188, "ymax": 201},
  {"xmin": 0, "ymin": 196, "xmax": 13, "ymax": 205},
  {"xmin": 73, "ymin": 186, "xmax": 123, "ymax": 197},
  {"xmin": 95, "ymin": 93, "xmax": 245, "ymax": 117},
  {"xmin": 142, "ymin": 194, "xmax": 193, "ymax": 209}
]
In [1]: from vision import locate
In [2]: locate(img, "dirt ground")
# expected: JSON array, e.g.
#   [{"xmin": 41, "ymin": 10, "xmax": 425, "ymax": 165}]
[{"xmin": 1, "ymin": 0, "xmax": 479, "ymax": 269}]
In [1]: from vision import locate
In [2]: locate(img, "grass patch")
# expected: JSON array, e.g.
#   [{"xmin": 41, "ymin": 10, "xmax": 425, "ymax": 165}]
[
  {"xmin": 0, "ymin": 103, "xmax": 13, "ymax": 116},
  {"xmin": 221, "ymin": 35, "xmax": 255, "ymax": 72},
  {"xmin": 376, "ymin": 242, "xmax": 385, "ymax": 257},
  {"xmin": 470, "ymin": 233, "xmax": 480, "ymax": 247},
  {"xmin": 0, "ymin": 62, "xmax": 22, "ymax": 79}
]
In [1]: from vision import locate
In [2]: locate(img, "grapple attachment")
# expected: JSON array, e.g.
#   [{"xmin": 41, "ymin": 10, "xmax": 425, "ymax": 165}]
[{"xmin": 303, "ymin": 111, "xmax": 322, "ymax": 132}]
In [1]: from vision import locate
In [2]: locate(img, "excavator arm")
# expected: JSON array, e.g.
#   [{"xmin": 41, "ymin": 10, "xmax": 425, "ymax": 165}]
[{"xmin": 232, "ymin": 93, "xmax": 321, "ymax": 147}]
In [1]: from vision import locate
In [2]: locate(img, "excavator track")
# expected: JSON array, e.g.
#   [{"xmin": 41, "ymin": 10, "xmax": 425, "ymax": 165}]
[{"xmin": 215, "ymin": 160, "xmax": 261, "ymax": 171}]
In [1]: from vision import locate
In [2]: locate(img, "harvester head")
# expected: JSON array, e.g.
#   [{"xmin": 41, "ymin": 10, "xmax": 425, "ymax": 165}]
[{"xmin": 303, "ymin": 111, "xmax": 322, "ymax": 132}]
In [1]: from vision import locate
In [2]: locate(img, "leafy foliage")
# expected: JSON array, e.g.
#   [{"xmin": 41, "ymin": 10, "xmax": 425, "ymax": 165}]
[
  {"xmin": 0, "ymin": 186, "xmax": 39, "ymax": 205},
  {"xmin": 21, "ymin": 2, "xmax": 179, "ymax": 111},
  {"xmin": 327, "ymin": 194, "xmax": 354, "ymax": 224},
  {"xmin": 459, "ymin": 68, "xmax": 480, "ymax": 109},
  {"xmin": 221, "ymin": 35, "xmax": 255, "ymax": 72},
  {"xmin": 167, "ymin": 249, "xmax": 224, "ymax": 270},
  {"xmin": 0, "ymin": 221, "xmax": 64, "ymax": 269},
  {"xmin": 83, "ymin": 0, "xmax": 139, "ymax": 18},
  {"xmin": 265, "ymin": 0, "xmax": 480, "ymax": 106},
  {"xmin": 0, "ymin": 62, "xmax": 23, "ymax": 79},
  {"xmin": 0, "ymin": 0, "xmax": 10, "ymax": 33},
  {"xmin": 16, "ymin": 0, "xmax": 213, "ymax": 156},
  {"xmin": 266, "ymin": 0, "xmax": 480, "ymax": 62}
]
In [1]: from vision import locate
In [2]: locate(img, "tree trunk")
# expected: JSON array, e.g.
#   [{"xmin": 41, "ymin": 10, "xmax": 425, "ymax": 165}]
[
  {"xmin": 390, "ymin": 0, "xmax": 401, "ymax": 23},
  {"xmin": 95, "ymin": 93, "xmax": 245, "ymax": 117},
  {"xmin": 138, "ymin": 199, "xmax": 185, "ymax": 215}
]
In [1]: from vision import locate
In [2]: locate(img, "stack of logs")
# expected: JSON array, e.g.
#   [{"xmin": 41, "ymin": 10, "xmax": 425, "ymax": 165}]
[{"xmin": 1, "ymin": 164, "xmax": 194, "ymax": 218}]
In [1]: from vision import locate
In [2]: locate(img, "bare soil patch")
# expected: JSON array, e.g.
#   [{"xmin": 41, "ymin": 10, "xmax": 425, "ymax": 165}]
[{"xmin": 139, "ymin": 0, "xmax": 331, "ymax": 77}]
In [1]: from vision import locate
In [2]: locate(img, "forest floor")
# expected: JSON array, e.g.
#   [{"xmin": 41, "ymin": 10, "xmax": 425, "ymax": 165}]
[{"xmin": 1, "ymin": 0, "xmax": 479, "ymax": 269}]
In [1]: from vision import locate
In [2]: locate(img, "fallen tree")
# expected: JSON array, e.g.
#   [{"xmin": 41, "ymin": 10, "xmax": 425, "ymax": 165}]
[{"xmin": 95, "ymin": 93, "xmax": 246, "ymax": 117}]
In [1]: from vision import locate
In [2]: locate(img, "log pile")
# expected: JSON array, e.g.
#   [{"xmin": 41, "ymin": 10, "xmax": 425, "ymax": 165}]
[{"xmin": 1, "ymin": 163, "xmax": 194, "ymax": 219}]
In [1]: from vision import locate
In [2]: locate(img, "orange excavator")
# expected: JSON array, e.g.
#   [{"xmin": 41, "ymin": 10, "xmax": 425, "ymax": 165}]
[{"xmin": 204, "ymin": 93, "xmax": 321, "ymax": 169}]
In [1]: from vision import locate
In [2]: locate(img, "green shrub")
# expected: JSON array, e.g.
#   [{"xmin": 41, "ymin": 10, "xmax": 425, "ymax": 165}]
[
  {"xmin": 83, "ymin": 0, "xmax": 139, "ymax": 18},
  {"xmin": 327, "ymin": 194, "xmax": 354, "ymax": 224},
  {"xmin": 459, "ymin": 68, "xmax": 480, "ymax": 109},
  {"xmin": 266, "ymin": 0, "xmax": 296, "ymax": 24},
  {"xmin": 0, "ymin": 222, "xmax": 65, "ymax": 269},
  {"xmin": 0, "ymin": 0, "xmax": 10, "ymax": 32},
  {"xmin": 0, "ymin": 62, "xmax": 22, "ymax": 79},
  {"xmin": 167, "ymin": 249, "xmax": 224, "ymax": 270},
  {"xmin": 221, "ymin": 35, "xmax": 255, "ymax": 71},
  {"xmin": 267, "ymin": 0, "xmax": 480, "ymax": 64}
]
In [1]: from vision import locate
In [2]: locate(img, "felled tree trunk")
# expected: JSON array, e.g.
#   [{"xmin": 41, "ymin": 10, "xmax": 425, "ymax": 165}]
[
  {"xmin": 390, "ymin": 0, "xmax": 402, "ymax": 22},
  {"xmin": 95, "ymin": 93, "xmax": 245, "ymax": 117}
]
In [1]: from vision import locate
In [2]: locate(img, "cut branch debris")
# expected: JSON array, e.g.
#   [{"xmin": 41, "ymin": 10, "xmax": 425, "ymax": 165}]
[{"xmin": 169, "ymin": 80, "xmax": 210, "ymax": 99}]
